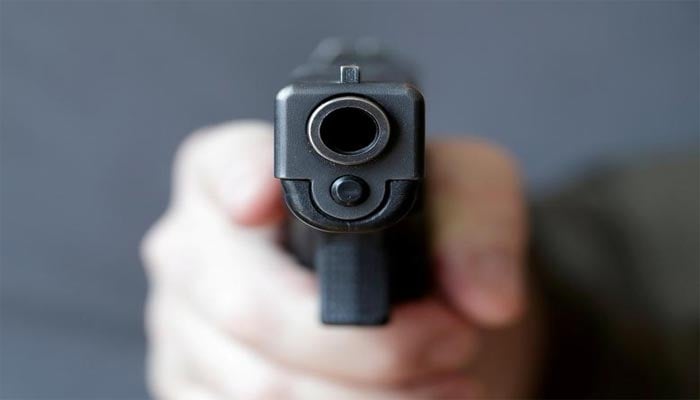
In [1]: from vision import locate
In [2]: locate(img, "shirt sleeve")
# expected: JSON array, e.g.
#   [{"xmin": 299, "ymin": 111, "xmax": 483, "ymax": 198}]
[{"xmin": 529, "ymin": 154, "xmax": 699, "ymax": 398}]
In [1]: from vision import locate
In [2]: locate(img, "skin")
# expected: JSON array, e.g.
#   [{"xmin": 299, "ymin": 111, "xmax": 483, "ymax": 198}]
[{"xmin": 141, "ymin": 121, "xmax": 542, "ymax": 399}]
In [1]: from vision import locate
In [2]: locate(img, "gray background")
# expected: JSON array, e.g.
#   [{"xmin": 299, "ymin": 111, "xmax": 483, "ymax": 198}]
[{"xmin": 1, "ymin": 1, "xmax": 697, "ymax": 398}]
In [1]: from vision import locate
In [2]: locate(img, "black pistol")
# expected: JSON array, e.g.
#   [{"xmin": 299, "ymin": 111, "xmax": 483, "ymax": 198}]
[{"xmin": 275, "ymin": 40, "xmax": 428, "ymax": 325}]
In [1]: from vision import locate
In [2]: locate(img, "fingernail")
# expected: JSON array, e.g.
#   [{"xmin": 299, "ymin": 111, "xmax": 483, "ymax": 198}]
[
  {"xmin": 471, "ymin": 252, "xmax": 517, "ymax": 291},
  {"xmin": 441, "ymin": 247, "xmax": 522, "ymax": 326}
]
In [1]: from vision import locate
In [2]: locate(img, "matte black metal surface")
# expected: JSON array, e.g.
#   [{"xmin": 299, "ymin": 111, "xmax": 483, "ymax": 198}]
[
  {"xmin": 277, "ymin": 58, "xmax": 427, "ymax": 325},
  {"xmin": 276, "ymin": 82, "xmax": 424, "ymax": 221}
]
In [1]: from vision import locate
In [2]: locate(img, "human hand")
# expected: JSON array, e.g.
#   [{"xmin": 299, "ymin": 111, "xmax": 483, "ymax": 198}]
[{"xmin": 141, "ymin": 121, "xmax": 539, "ymax": 399}]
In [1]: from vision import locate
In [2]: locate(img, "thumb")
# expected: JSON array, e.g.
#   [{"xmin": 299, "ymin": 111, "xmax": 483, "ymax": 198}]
[
  {"xmin": 427, "ymin": 139, "xmax": 527, "ymax": 327},
  {"xmin": 212, "ymin": 122, "xmax": 283, "ymax": 226},
  {"xmin": 173, "ymin": 120, "xmax": 284, "ymax": 227}
]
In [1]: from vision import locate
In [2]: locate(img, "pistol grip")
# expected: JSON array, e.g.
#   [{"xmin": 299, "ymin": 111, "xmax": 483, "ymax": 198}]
[{"xmin": 315, "ymin": 233, "xmax": 389, "ymax": 325}]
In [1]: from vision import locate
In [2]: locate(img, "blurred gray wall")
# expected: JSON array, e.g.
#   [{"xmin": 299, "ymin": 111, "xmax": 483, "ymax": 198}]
[{"xmin": 1, "ymin": 1, "xmax": 697, "ymax": 398}]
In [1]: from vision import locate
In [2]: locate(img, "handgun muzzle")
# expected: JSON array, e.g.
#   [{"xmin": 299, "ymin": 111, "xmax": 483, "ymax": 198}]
[{"xmin": 307, "ymin": 96, "xmax": 390, "ymax": 165}]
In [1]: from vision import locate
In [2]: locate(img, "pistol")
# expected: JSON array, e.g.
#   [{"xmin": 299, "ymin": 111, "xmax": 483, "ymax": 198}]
[{"xmin": 275, "ymin": 40, "xmax": 428, "ymax": 325}]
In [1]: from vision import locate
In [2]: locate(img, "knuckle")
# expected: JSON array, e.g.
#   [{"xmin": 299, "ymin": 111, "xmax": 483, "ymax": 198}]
[
  {"xmin": 143, "ymin": 294, "xmax": 165, "ymax": 342},
  {"xmin": 140, "ymin": 213, "xmax": 183, "ymax": 280},
  {"xmin": 140, "ymin": 217, "xmax": 170, "ymax": 277}
]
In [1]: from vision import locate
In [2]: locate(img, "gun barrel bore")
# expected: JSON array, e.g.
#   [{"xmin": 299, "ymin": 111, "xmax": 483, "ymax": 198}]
[{"xmin": 307, "ymin": 96, "xmax": 390, "ymax": 165}]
